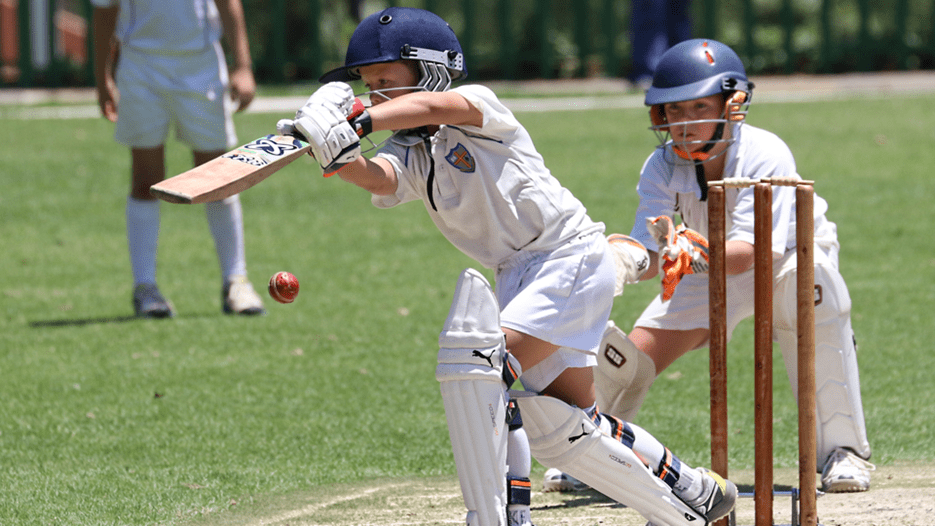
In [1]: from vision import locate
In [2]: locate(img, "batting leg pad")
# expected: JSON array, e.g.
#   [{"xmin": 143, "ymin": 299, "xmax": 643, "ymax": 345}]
[
  {"xmin": 516, "ymin": 395, "xmax": 703, "ymax": 526},
  {"xmin": 594, "ymin": 321, "xmax": 657, "ymax": 422},
  {"xmin": 436, "ymin": 268, "xmax": 513, "ymax": 526}
]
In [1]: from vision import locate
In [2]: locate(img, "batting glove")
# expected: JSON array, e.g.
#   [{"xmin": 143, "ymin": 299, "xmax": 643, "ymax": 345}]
[
  {"xmin": 646, "ymin": 216, "xmax": 710, "ymax": 301},
  {"xmin": 278, "ymin": 98, "xmax": 372, "ymax": 177},
  {"xmin": 606, "ymin": 234, "xmax": 650, "ymax": 296},
  {"xmin": 304, "ymin": 82, "xmax": 356, "ymax": 118},
  {"xmin": 293, "ymin": 102, "xmax": 361, "ymax": 176}
]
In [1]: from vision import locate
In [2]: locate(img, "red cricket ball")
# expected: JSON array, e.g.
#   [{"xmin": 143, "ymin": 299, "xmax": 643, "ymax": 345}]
[{"xmin": 268, "ymin": 271, "xmax": 300, "ymax": 304}]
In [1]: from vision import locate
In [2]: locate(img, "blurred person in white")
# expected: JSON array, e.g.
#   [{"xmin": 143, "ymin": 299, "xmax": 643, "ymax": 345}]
[{"xmin": 93, "ymin": 0, "xmax": 265, "ymax": 317}]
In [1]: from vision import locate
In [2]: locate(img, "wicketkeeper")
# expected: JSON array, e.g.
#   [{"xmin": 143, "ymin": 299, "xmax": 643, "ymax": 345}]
[{"xmin": 575, "ymin": 39, "xmax": 873, "ymax": 495}]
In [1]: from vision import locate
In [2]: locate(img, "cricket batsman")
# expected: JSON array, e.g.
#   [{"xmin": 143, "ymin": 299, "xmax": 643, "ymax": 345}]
[{"xmin": 277, "ymin": 8, "xmax": 738, "ymax": 526}]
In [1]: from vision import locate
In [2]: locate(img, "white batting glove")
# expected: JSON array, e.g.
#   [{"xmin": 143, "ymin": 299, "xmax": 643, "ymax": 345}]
[
  {"xmin": 303, "ymin": 82, "xmax": 355, "ymax": 118},
  {"xmin": 292, "ymin": 103, "xmax": 361, "ymax": 176},
  {"xmin": 606, "ymin": 234, "xmax": 650, "ymax": 296},
  {"xmin": 276, "ymin": 118, "xmax": 299, "ymax": 137}
]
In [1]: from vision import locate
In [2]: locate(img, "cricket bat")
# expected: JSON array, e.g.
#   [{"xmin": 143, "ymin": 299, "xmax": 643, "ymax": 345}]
[{"xmin": 150, "ymin": 134, "xmax": 310, "ymax": 204}]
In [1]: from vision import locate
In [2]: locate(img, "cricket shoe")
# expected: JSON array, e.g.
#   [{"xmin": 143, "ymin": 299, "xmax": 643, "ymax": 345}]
[
  {"xmin": 542, "ymin": 468, "xmax": 588, "ymax": 492},
  {"xmin": 821, "ymin": 447, "xmax": 874, "ymax": 493},
  {"xmin": 223, "ymin": 275, "xmax": 266, "ymax": 315},
  {"xmin": 133, "ymin": 283, "xmax": 176, "ymax": 318},
  {"xmin": 683, "ymin": 468, "xmax": 737, "ymax": 523}
]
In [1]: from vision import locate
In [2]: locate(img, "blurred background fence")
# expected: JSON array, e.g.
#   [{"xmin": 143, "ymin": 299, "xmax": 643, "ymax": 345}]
[{"xmin": 2, "ymin": 0, "xmax": 934, "ymax": 88}]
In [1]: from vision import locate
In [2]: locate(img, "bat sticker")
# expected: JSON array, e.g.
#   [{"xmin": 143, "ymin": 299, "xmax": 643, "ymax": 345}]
[
  {"xmin": 222, "ymin": 151, "xmax": 270, "ymax": 167},
  {"xmin": 151, "ymin": 134, "xmax": 311, "ymax": 204},
  {"xmin": 242, "ymin": 135, "xmax": 303, "ymax": 156},
  {"xmin": 223, "ymin": 136, "xmax": 304, "ymax": 167}
]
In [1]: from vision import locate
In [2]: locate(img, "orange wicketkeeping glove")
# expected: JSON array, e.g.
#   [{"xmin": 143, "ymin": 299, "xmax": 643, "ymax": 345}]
[{"xmin": 646, "ymin": 216, "xmax": 710, "ymax": 301}]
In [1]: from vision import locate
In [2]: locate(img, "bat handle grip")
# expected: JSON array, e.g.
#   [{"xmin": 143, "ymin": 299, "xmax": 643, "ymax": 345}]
[{"xmin": 290, "ymin": 129, "xmax": 309, "ymax": 143}]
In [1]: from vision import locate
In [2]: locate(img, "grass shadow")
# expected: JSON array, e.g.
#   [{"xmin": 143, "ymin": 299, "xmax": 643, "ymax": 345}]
[
  {"xmin": 534, "ymin": 489, "xmax": 625, "ymax": 511},
  {"xmin": 29, "ymin": 312, "xmax": 219, "ymax": 328}
]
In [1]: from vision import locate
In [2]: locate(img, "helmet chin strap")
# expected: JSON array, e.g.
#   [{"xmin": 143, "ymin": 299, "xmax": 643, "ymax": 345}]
[{"xmin": 672, "ymin": 121, "xmax": 726, "ymax": 201}]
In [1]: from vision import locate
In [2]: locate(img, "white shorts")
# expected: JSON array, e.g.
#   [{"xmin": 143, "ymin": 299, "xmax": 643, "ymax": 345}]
[
  {"xmin": 114, "ymin": 43, "xmax": 237, "ymax": 151},
  {"xmin": 494, "ymin": 232, "xmax": 615, "ymax": 391},
  {"xmin": 633, "ymin": 239, "xmax": 841, "ymax": 346}
]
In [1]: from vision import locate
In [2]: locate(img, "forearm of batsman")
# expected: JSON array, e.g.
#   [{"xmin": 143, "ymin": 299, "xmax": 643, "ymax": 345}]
[
  {"xmin": 337, "ymin": 157, "xmax": 399, "ymax": 196},
  {"xmin": 336, "ymin": 92, "xmax": 481, "ymax": 195},
  {"xmin": 366, "ymin": 92, "xmax": 484, "ymax": 131}
]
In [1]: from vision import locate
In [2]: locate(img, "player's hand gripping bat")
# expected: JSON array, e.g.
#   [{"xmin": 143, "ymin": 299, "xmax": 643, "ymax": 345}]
[{"xmin": 150, "ymin": 98, "xmax": 371, "ymax": 204}]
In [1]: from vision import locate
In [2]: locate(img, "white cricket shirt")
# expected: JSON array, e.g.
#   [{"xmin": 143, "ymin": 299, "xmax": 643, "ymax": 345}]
[
  {"xmin": 373, "ymin": 84, "xmax": 603, "ymax": 269},
  {"xmin": 90, "ymin": 0, "xmax": 222, "ymax": 54},
  {"xmin": 629, "ymin": 123, "xmax": 835, "ymax": 257}
]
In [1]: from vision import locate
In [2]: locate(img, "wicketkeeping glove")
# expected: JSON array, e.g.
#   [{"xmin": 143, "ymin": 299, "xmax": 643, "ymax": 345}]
[{"xmin": 646, "ymin": 216, "xmax": 710, "ymax": 301}]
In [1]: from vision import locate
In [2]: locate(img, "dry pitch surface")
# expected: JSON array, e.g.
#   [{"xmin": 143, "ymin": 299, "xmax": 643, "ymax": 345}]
[{"xmin": 196, "ymin": 463, "xmax": 932, "ymax": 526}]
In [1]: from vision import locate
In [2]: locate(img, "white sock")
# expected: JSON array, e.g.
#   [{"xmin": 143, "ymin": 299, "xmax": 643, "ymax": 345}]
[
  {"xmin": 507, "ymin": 426, "xmax": 531, "ymax": 480},
  {"xmin": 126, "ymin": 196, "xmax": 160, "ymax": 286},
  {"xmin": 617, "ymin": 419, "xmax": 703, "ymax": 500},
  {"xmin": 507, "ymin": 424, "xmax": 531, "ymax": 520},
  {"xmin": 205, "ymin": 195, "xmax": 246, "ymax": 281},
  {"xmin": 676, "ymin": 464, "xmax": 702, "ymax": 501}
]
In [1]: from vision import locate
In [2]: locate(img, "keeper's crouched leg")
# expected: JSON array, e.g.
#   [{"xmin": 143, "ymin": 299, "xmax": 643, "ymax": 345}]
[
  {"xmin": 436, "ymin": 269, "xmax": 525, "ymax": 526},
  {"xmin": 774, "ymin": 261, "xmax": 871, "ymax": 465}
]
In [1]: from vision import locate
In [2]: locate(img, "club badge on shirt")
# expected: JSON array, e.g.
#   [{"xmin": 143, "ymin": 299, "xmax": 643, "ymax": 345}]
[{"xmin": 445, "ymin": 143, "xmax": 476, "ymax": 173}]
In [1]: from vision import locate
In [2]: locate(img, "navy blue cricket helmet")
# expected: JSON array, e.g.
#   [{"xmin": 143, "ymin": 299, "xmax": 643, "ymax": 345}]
[
  {"xmin": 645, "ymin": 38, "xmax": 752, "ymax": 107},
  {"xmin": 319, "ymin": 7, "xmax": 466, "ymax": 92},
  {"xmin": 645, "ymin": 39, "xmax": 754, "ymax": 162}
]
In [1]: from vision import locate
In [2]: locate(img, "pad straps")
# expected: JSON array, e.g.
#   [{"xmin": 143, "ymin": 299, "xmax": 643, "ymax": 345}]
[
  {"xmin": 507, "ymin": 476, "xmax": 531, "ymax": 507},
  {"xmin": 593, "ymin": 408, "xmax": 683, "ymax": 490}
]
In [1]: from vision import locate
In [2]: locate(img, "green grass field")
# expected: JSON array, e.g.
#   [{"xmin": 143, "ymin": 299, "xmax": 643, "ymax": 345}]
[{"xmin": 1, "ymin": 91, "xmax": 934, "ymax": 525}]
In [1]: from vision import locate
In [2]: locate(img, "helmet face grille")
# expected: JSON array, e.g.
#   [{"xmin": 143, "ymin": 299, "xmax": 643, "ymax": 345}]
[
  {"xmin": 320, "ymin": 7, "xmax": 467, "ymax": 84},
  {"xmin": 642, "ymin": 38, "xmax": 754, "ymax": 162}
]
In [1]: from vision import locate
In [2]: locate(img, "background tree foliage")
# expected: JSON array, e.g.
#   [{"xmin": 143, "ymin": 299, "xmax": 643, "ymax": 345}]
[{"xmin": 238, "ymin": 0, "xmax": 935, "ymax": 84}]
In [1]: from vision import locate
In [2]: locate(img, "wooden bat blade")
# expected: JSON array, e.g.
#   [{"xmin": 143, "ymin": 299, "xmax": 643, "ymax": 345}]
[{"xmin": 150, "ymin": 135, "xmax": 310, "ymax": 204}]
